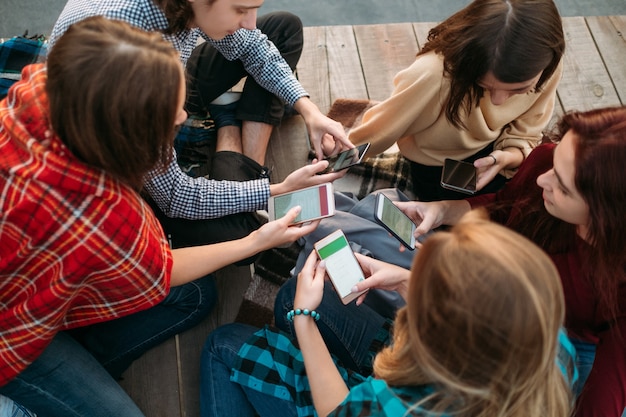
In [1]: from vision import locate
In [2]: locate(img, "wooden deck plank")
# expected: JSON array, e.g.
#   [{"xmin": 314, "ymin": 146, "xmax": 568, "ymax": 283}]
[
  {"xmin": 325, "ymin": 25, "xmax": 368, "ymax": 103},
  {"xmin": 558, "ymin": 16, "xmax": 622, "ymax": 111},
  {"xmin": 177, "ymin": 265, "xmax": 251, "ymax": 417},
  {"xmin": 585, "ymin": 15, "xmax": 626, "ymax": 105},
  {"xmin": 411, "ymin": 21, "xmax": 435, "ymax": 50},
  {"xmin": 119, "ymin": 338, "xmax": 182, "ymax": 417},
  {"xmin": 297, "ymin": 26, "xmax": 330, "ymax": 114},
  {"xmin": 353, "ymin": 22, "xmax": 420, "ymax": 101}
]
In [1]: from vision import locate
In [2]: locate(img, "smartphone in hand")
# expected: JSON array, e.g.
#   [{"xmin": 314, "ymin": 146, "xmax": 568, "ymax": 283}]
[
  {"xmin": 440, "ymin": 158, "xmax": 477, "ymax": 195},
  {"xmin": 374, "ymin": 193, "xmax": 416, "ymax": 250},
  {"xmin": 268, "ymin": 183, "xmax": 335, "ymax": 224},
  {"xmin": 317, "ymin": 143, "xmax": 371, "ymax": 174},
  {"xmin": 314, "ymin": 229, "xmax": 368, "ymax": 304}
]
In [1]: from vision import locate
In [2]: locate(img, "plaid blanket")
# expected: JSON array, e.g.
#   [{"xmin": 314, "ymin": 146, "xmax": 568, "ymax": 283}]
[{"xmin": 0, "ymin": 34, "xmax": 47, "ymax": 100}]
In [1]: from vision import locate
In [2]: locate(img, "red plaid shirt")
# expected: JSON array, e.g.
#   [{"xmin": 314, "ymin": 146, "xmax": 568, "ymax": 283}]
[{"xmin": 0, "ymin": 64, "xmax": 172, "ymax": 385}]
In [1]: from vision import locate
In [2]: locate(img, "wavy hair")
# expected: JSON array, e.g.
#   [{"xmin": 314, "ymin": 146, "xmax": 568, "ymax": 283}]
[
  {"xmin": 155, "ymin": 0, "xmax": 217, "ymax": 34},
  {"xmin": 511, "ymin": 106, "xmax": 626, "ymax": 317},
  {"xmin": 46, "ymin": 16, "xmax": 181, "ymax": 189},
  {"xmin": 373, "ymin": 210, "xmax": 572, "ymax": 416},
  {"xmin": 419, "ymin": 0, "xmax": 564, "ymax": 128}
]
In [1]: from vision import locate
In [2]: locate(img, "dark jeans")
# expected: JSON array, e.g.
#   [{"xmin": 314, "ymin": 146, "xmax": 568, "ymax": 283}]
[
  {"xmin": 274, "ymin": 189, "xmax": 415, "ymax": 375},
  {"xmin": 200, "ymin": 323, "xmax": 298, "ymax": 417},
  {"xmin": 410, "ymin": 143, "xmax": 508, "ymax": 202},
  {"xmin": 186, "ymin": 12, "xmax": 304, "ymax": 126},
  {"xmin": 69, "ymin": 275, "xmax": 217, "ymax": 379},
  {"xmin": 1, "ymin": 278, "xmax": 216, "ymax": 415},
  {"xmin": 0, "ymin": 333, "xmax": 146, "ymax": 417}
]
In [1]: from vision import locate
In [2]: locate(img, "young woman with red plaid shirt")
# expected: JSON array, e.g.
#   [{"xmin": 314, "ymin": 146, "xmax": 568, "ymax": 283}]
[{"xmin": 0, "ymin": 16, "xmax": 318, "ymax": 417}]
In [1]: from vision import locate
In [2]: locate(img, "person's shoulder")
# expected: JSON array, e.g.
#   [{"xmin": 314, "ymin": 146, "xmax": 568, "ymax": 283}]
[
  {"xmin": 522, "ymin": 143, "xmax": 556, "ymax": 174},
  {"xmin": 401, "ymin": 51, "xmax": 444, "ymax": 76},
  {"xmin": 393, "ymin": 51, "xmax": 445, "ymax": 91}
]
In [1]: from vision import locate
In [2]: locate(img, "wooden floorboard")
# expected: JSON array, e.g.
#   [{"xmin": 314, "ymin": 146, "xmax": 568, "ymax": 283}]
[
  {"xmin": 353, "ymin": 23, "xmax": 420, "ymax": 101},
  {"xmin": 122, "ymin": 16, "xmax": 626, "ymax": 417},
  {"xmin": 326, "ymin": 25, "xmax": 368, "ymax": 102}
]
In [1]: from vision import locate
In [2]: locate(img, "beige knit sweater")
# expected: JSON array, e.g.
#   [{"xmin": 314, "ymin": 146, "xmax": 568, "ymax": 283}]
[{"xmin": 349, "ymin": 51, "xmax": 562, "ymax": 178}]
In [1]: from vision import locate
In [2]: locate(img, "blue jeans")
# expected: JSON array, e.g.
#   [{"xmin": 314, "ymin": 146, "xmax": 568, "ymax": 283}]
[
  {"xmin": 275, "ymin": 189, "xmax": 417, "ymax": 374},
  {"xmin": 69, "ymin": 275, "xmax": 217, "ymax": 379},
  {"xmin": 0, "ymin": 332, "xmax": 145, "ymax": 417},
  {"xmin": 571, "ymin": 338, "xmax": 596, "ymax": 398},
  {"xmin": 0, "ymin": 276, "xmax": 217, "ymax": 414},
  {"xmin": 200, "ymin": 323, "xmax": 297, "ymax": 417}
]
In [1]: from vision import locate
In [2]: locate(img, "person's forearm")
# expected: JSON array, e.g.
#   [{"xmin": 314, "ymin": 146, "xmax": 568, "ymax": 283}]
[
  {"xmin": 169, "ymin": 231, "xmax": 261, "ymax": 286},
  {"xmin": 292, "ymin": 96, "xmax": 319, "ymax": 120},
  {"xmin": 294, "ymin": 316, "xmax": 349, "ymax": 416}
]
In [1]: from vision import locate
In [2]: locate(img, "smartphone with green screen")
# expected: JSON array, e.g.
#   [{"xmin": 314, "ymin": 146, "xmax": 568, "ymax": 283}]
[{"xmin": 314, "ymin": 229, "xmax": 368, "ymax": 304}]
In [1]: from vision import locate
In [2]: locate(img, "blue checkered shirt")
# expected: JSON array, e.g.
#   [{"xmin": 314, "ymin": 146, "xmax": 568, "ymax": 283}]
[
  {"xmin": 48, "ymin": 0, "xmax": 314, "ymax": 219},
  {"xmin": 48, "ymin": 0, "xmax": 307, "ymax": 105}
]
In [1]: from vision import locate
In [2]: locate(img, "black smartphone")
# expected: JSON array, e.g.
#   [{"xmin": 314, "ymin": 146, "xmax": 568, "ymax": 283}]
[
  {"xmin": 440, "ymin": 158, "xmax": 477, "ymax": 195},
  {"xmin": 374, "ymin": 193, "xmax": 416, "ymax": 250},
  {"xmin": 318, "ymin": 143, "xmax": 371, "ymax": 174}
]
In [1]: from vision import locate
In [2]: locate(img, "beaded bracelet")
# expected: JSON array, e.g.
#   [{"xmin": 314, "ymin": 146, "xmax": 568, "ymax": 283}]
[{"xmin": 286, "ymin": 308, "xmax": 320, "ymax": 322}]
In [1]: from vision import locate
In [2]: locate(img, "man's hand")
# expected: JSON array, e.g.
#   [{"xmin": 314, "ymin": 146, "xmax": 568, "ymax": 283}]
[{"xmin": 293, "ymin": 97, "xmax": 354, "ymax": 159}]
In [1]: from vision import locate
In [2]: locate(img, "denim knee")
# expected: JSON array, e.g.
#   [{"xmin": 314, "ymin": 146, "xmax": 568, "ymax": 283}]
[{"xmin": 165, "ymin": 274, "xmax": 218, "ymax": 317}]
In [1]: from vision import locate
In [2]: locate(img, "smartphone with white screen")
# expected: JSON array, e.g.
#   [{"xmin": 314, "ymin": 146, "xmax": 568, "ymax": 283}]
[
  {"xmin": 318, "ymin": 143, "xmax": 371, "ymax": 174},
  {"xmin": 374, "ymin": 193, "xmax": 416, "ymax": 250},
  {"xmin": 314, "ymin": 229, "xmax": 368, "ymax": 304},
  {"xmin": 440, "ymin": 158, "xmax": 477, "ymax": 195},
  {"xmin": 268, "ymin": 183, "xmax": 335, "ymax": 224}
]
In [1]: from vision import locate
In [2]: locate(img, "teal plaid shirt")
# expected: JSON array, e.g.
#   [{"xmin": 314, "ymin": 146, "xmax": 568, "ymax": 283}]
[{"xmin": 231, "ymin": 326, "xmax": 578, "ymax": 417}]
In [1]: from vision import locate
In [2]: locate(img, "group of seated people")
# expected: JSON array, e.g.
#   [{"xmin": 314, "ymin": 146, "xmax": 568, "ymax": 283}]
[{"xmin": 0, "ymin": 0, "xmax": 624, "ymax": 416}]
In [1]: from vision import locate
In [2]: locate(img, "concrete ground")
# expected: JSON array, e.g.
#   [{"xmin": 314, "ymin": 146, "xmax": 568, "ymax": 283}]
[{"xmin": 1, "ymin": 0, "xmax": 625, "ymax": 39}]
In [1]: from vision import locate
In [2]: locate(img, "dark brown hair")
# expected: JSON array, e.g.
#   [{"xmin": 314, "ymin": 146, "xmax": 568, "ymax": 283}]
[
  {"xmin": 155, "ymin": 0, "xmax": 217, "ymax": 35},
  {"xmin": 46, "ymin": 16, "xmax": 182, "ymax": 189},
  {"xmin": 419, "ymin": 0, "xmax": 564, "ymax": 128},
  {"xmin": 508, "ymin": 106, "xmax": 626, "ymax": 318}
]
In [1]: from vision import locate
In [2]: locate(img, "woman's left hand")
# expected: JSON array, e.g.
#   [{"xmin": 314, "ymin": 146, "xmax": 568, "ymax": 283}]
[
  {"xmin": 294, "ymin": 251, "xmax": 326, "ymax": 311},
  {"xmin": 474, "ymin": 153, "xmax": 502, "ymax": 191},
  {"xmin": 473, "ymin": 148, "xmax": 524, "ymax": 191}
]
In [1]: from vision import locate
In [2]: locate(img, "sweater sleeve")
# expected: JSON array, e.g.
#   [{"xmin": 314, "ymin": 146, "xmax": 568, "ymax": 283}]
[{"xmin": 348, "ymin": 53, "xmax": 447, "ymax": 157}]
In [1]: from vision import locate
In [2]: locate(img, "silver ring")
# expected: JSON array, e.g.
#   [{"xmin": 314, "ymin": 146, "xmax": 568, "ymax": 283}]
[{"xmin": 488, "ymin": 154, "xmax": 497, "ymax": 166}]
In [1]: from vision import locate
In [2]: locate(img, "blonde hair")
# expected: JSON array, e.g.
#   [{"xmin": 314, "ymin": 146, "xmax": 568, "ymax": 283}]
[{"xmin": 373, "ymin": 210, "xmax": 572, "ymax": 416}]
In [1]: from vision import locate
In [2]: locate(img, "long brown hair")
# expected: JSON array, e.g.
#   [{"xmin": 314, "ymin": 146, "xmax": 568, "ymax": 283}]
[
  {"xmin": 419, "ymin": 0, "xmax": 564, "ymax": 128},
  {"xmin": 510, "ymin": 106, "xmax": 626, "ymax": 317},
  {"xmin": 46, "ymin": 16, "xmax": 182, "ymax": 189},
  {"xmin": 374, "ymin": 211, "xmax": 572, "ymax": 416}
]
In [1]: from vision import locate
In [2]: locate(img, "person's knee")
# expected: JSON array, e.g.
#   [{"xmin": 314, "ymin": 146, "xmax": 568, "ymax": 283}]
[
  {"xmin": 166, "ymin": 274, "xmax": 218, "ymax": 317},
  {"xmin": 261, "ymin": 11, "xmax": 303, "ymax": 34},
  {"xmin": 273, "ymin": 278, "xmax": 296, "ymax": 332},
  {"xmin": 202, "ymin": 323, "xmax": 256, "ymax": 366}
]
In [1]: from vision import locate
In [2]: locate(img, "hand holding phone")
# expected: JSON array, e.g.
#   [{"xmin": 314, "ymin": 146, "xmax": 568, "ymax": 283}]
[
  {"xmin": 440, "ymin": 158, "xmax": 477, "ymax": 195},
  {"xmin": 314, "ymin": 229, "xmax": 368, "ymax": 304},
  {"xmin": 317, "ymin": 143, "xmax": 370, "ymax": 174},
  {"xmin": 268, "ymin": 183, "xmax": 335, "ymax": 224},
  {"xmin": 374, "ymin": 193, "xmax": 416, "ymax": 250}
]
